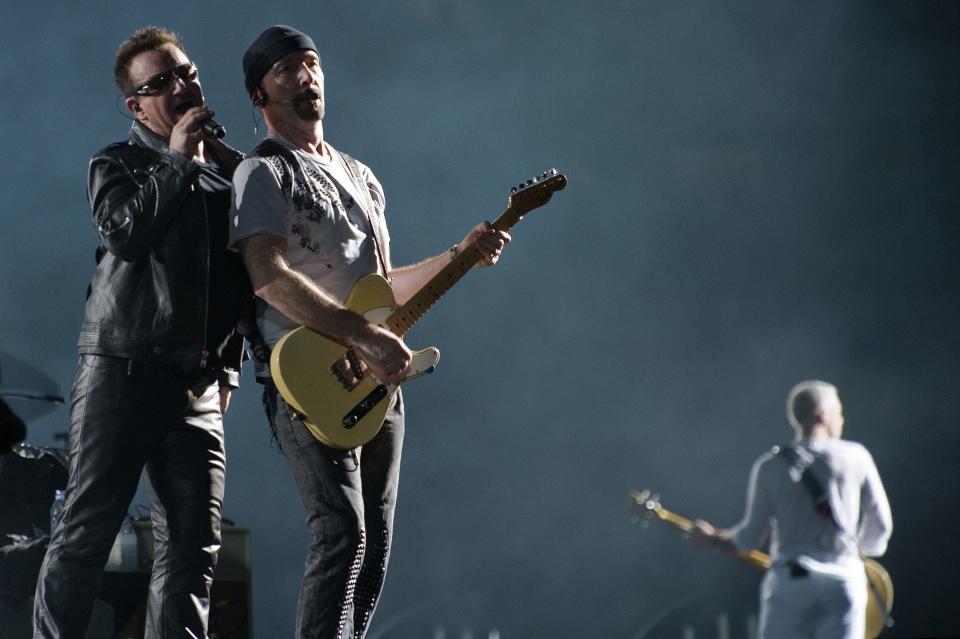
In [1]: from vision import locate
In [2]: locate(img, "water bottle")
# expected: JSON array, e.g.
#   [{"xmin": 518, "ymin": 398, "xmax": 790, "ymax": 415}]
[
  {"xmin": 118, "ymin": 516, "xmax": 138, "ymax": 571},
  {"xmin": 105, "ymin": 515, "xmax": 138, "ymax": 572},
  {"xmin": 49, "ymin": 489, "xmax": 66, "ymax": 535}
]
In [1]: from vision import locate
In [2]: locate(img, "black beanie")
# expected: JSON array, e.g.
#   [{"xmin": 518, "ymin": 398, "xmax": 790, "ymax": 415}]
[{"xmin": 243, "ymin": 25, "xmax": 318, "ymax": 96}]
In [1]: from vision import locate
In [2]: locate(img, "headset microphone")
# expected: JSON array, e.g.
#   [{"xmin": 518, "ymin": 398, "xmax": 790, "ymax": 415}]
[
  {"xmin": 257, "ymin": 92, "xmax": 318, "ymax": 107},
  {"xmin": 263, "ymin": 97, "xmax": 301, "ymax": 106}
]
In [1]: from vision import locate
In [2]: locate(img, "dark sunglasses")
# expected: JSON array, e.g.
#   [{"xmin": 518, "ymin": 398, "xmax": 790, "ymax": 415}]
[{"xmin": 132, "ymin": 63, "xmax": 199, "ymax": 96}]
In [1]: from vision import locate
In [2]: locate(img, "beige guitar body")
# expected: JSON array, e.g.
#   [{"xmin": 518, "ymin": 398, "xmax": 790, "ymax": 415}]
[
  {"xmin": 628, "ymin": 490, "xmax": 894, "ymax": 639},
  {"xmin": 862, "ymin": 560, "xmax": 894, "ymax": 639},
  {"xmin": 270, "ymin": 273, "xmax": 439, "ymax": 450}
]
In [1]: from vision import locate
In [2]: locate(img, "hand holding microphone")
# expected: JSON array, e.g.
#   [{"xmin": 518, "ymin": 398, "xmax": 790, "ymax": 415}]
[{"xmin": 170, "ymin": 106, "xmax": 225, "ymax": 157}]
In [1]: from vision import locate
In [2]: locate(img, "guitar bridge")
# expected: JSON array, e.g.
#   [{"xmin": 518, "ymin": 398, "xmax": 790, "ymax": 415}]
[{"xmin": 342, "ymin": 384, "xmax": 389, "ymax": 429}]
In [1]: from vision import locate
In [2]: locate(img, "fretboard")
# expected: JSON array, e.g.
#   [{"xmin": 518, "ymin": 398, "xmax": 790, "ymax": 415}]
[
  {"xmin": 657, "ymin": 507, "xmax": 772, "ymax": 571},
  {"xmin": 385, "ymin": 208, "xmax": 523, "ymax": 336}
]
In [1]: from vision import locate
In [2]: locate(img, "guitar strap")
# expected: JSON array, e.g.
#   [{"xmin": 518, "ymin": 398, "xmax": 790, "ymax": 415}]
[
  {"xmin": 774, "ymin": 444, "xmax": 833, "ymax": 521},
  {"xmin": 337, "ymin": 151, "xmax": 391, "ymax": 277},
  {"xmin": 249, "ymin": 138, "xmax": 297, "ymax": 191}
]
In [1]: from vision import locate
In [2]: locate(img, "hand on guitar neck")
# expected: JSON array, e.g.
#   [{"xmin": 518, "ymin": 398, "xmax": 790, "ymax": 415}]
[
  {"xmin": 458, "ymin": 221, "xmax": 511, "ymax": 268},
  {"xmin": 627, "ymin": 490, "xmax": 771, "ymax": 569},
  {"xmin": 689, "ymin": 518, "xmax": 739, "ymax": 555}
]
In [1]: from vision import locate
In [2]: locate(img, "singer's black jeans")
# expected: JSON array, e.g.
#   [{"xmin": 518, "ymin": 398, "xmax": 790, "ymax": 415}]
[
  {"xmin": 263, "ymin": 383, "xmax": 403, "ymax": 639},
  {"xmin": 33, "ymin": 354, "xmax": 225, "ymax": 639}
]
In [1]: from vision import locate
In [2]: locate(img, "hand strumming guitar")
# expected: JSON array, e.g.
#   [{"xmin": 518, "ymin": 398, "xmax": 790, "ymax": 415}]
[
  {"xmin": 690, "ymin": 519, "xmax": 737, "ymax": 554},
  {"xmin": 343, "ymin": 321, "xmax": 412, "ymax": 387}
]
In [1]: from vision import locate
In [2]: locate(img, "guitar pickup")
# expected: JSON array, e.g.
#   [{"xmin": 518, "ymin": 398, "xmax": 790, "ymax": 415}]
[
  {"xmin": 331, "ymin": 350, "xmax": 366, "ymax": 391},
  {"xmin": 342, "ymin": 384, "xmax": 389, "ymax": 428},
  {"xmin": 345, "ymin": 350, "xmax": 365, "ymax": 379}
]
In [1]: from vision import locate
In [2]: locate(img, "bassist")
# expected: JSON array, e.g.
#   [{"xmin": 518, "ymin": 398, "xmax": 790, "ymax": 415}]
[{"xmin": 691, "ymin": 381, "xmax": 892, "ymax": 639}]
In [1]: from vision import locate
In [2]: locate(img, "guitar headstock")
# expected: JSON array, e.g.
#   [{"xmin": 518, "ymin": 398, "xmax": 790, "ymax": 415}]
[
  {"xmin": 627, "ymin": 489, "xmax": 665, "ymax": 523},
  {"xmin": 508, "ymin": 169, "xmax": 567, "ymax": 216}
]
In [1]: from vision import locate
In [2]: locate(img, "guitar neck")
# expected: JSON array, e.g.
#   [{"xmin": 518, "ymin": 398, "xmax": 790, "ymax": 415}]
[
  {"xmin": 654, "ymin": 505, "xmax": 772, "ymax": 571},
  {"xmin": 385, "ymin": 207, "xmax": 524, "ymax": 336}
]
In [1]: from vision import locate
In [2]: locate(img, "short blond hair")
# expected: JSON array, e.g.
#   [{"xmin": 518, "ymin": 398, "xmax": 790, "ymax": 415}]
[{"xmin": 786, "ymin": 380, "xmax": 838, "ymax": 434}]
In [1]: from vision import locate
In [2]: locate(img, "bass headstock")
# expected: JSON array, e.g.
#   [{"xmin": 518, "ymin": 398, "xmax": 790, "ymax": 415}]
[
  {"xmin": 508, "ymin": 169, "xmax": 567, "ymax": 217},
  {"xmin": 627, "ymin": 489, "xmax": 665, "ymax": 523}
]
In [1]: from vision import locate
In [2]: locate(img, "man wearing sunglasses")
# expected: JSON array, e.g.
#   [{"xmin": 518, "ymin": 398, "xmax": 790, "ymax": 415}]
[{"xmin": 33, "ymin": 27, "xmax": 249, "ymax": 639}]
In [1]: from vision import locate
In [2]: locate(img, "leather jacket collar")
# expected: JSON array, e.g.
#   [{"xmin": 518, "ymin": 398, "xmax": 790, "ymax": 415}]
[
  {"xmin": 129, "ymin": 121, "xmax": 169, "ymax": 153},
  {"xmin": 128, "ymin": 121, "xmax": 244, "ymax": 174}
]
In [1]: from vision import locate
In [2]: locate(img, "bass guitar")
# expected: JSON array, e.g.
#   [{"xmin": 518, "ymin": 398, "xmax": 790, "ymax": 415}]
[
  {"xmin": 627, "ymin": 489, "xmax": 894, "ymax": 639},
  {"xmin": 270, "ymin": 170, "xmax": 567, "ymax": 449}
]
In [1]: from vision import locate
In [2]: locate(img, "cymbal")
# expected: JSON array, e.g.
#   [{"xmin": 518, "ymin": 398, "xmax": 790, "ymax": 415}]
[{"xmin": 0, "ymin": 351, "xmax": 65, "ymax": 420}]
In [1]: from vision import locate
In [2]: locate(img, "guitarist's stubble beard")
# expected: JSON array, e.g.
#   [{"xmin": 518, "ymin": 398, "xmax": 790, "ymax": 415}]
[
  {"xmin": 293, "ymin": 88, "xmax": 324, "ymax": 123},
  {"xmin": 264, "ymin": 88, "xmax": 325, "ymax": 148}
]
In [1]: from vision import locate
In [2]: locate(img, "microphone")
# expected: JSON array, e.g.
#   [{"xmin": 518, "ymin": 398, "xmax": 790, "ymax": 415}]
[{"xmin": 200, "ymin": 118, "xmax": 226, "ymax": 139}]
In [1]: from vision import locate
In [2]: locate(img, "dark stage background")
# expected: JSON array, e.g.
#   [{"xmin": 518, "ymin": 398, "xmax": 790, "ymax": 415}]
[{"xmin": 1, "ymin": 1, "xmax": 958, "ymax": 637}]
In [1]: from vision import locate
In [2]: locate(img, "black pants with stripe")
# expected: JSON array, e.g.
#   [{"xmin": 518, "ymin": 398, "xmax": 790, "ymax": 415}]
[{"xmin": 263, "ymin": 384, "xmax": 403, "ymax": 639}]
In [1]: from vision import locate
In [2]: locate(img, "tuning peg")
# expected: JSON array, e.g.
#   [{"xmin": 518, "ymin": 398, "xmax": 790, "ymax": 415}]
[{"xmin": 510, "ymin": 186, "xmax": 518, "ymax": 194}]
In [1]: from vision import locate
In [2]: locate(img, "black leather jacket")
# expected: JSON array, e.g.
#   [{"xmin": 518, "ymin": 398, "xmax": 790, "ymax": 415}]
[{"xmin": 78, "ymin": 122, "xmax": 248, "ymax": 385}]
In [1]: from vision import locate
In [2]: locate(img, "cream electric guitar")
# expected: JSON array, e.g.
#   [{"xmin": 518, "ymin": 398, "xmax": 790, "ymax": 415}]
[
  {"xmin": 270, "ymin": 170, "xmax": 567, "ymax": 450},
  {"xmin": 627, "ymin": 489, "xmax": 894, "ymax": 639}
]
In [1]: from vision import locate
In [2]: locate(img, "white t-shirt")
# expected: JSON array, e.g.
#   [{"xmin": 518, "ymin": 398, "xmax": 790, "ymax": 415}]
[
  {"xmin": 732, "ymin": 437, "xmax": 892, "ymax": 576},
  {"xmin": 229, "ymin": 135, "xmax": 390, "ymax": 357}
]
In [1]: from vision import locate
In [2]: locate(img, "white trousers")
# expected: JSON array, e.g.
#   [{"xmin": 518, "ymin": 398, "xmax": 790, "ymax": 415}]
[{"xmin": 758, "ymin": 562, "xmax": 867, "ymax": 639}]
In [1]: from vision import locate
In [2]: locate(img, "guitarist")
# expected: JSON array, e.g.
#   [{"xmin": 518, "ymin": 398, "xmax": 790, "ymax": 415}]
[
  {"xmin": 691, "ymin": 380, "xmax": 892, "ymax": 639},
  {"xmin": 229, "ymin": 26, "xmax": 510, "ymax": 639}
]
